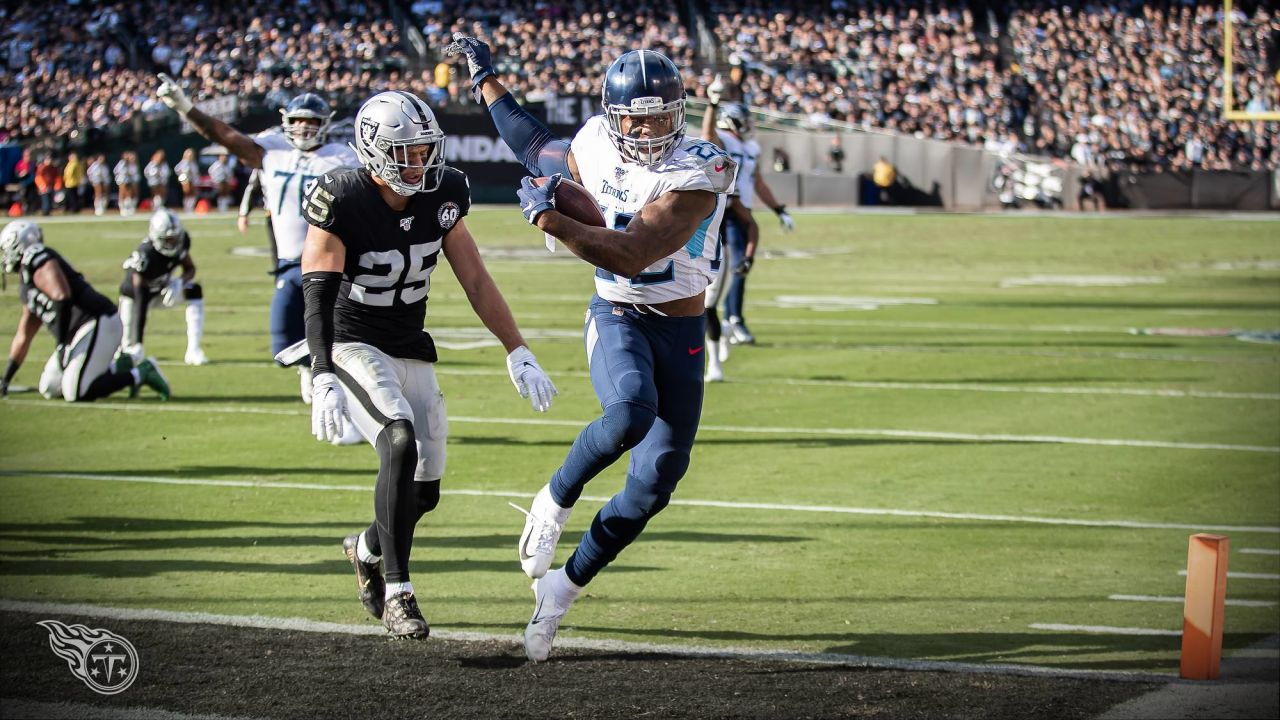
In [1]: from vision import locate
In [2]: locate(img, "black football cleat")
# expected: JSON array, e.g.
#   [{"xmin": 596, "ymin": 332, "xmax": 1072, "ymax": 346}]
[
  {"xmin": 341, "ymin": 534, "xmax": 385, "ymax": 620},
  {"xmin": 382, "ymin": 592, "xmax": 430, "ymax": 640}
]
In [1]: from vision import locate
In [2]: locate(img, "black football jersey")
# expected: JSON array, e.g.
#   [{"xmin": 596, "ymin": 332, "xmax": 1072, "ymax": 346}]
[
  {"xmin": 120, "ymin": 232, "xmax": 191, "ymax": 294},
  {"xmin": 18, "ymin": 244, "xmax": 116, "ymax": 345},
  {"xmin": 302, "ymin": 166, "xmax": 471, "ymax": 361}
]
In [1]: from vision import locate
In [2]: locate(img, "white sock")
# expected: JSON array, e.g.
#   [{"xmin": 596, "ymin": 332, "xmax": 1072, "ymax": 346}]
[
  {"xmin": 356, "ymin": 530, "xmax": 379, "ymax": 564},
  {"xmin": 185, "ymin": 299, "xmax": 204, "ymax": 351},
  {"xmin": 549, "ymin": 567, "xmax": 583, "ymax": 605},
  {"xmin": 385, "ymin": 581, "xmax": 414, "ymax": 600},
  {"xmin": 130, "ymin": 368, "xmax": 141, "ymax": 385}
]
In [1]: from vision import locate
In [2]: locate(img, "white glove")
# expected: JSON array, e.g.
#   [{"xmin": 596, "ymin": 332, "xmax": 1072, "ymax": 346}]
[
  {"xmin": 160, "ymin": 278, "xmax": 184, "ymax": 307},
  {"xmin": 775, "ymin": 206, "xmax": 795, "ymax": 232},
  {"xmin": 707, "ymin": 73, "xmax": 724, "ymax": 106},
  {"xmin": 156, "ymin": 73, "xmax": 193, "ymax": 115},
  {"xmin": 506, "ymin": 345, "xmax": 557, "ymax": 412},
  {"xmin": 310, "ymin": 372, "xmax": 351, "ymax": 442}
]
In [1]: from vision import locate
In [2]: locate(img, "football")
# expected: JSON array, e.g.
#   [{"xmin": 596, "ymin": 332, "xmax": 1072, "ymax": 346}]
[{"xmin": 534, "ymin": 176, "xmax": 606, "ymax": 227}]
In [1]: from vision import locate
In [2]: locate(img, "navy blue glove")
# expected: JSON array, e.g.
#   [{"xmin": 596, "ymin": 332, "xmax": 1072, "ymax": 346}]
[
  {"xmin": 445, "ymin": 33, "xmax": 495, "ymax": 104},
  {"xmin": 517, "ymin": 174, "xmax": 560, "ymax": 226}
]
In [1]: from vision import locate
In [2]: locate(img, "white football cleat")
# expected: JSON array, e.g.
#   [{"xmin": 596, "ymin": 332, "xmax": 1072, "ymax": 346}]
[
  {"xmin": 525, "ymin": 567, "xmax": 581, "ymax": 662},
  {"xmin": 512, "ymin": 484, "xmax": 572, "ymax": 579},
  {"xmin": 704, "ymin": 364, "xmax": 724, "ymax": 383},
  {"xmin": 184, "ymin": 347, "xmax": 209, "ymax": 366}
]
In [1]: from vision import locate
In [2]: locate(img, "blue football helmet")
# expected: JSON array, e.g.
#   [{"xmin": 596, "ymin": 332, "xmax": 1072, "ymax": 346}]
[
  {"xmin": 717, "ymin": 103, "xmax": 753, "ymax": 139},
  {"xmin": 280, "ymin": 93, "xmax": 334, "ymax": 151},
  {"xmin": 601, "ymin": 49, "xmax": 686, "ymax": 166}
]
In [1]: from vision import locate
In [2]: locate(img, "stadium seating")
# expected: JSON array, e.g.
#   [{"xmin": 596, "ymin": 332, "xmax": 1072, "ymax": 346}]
[{"xmin": 1, "ymin": 0, "xmax": 1276, "ymax": 172}]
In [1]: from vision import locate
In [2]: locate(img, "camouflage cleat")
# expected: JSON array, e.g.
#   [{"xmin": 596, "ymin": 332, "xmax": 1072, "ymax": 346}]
[
  {"xmin": 382, "ymin": 592, "xmax": 429, "ymax": 639},
  {"xmin": 342, "ymin": 534, "xmax": 385, "ymax": 620},
  {"xmin": 135, "ymin": 357, "xmax": 170, "ymax": 400}
]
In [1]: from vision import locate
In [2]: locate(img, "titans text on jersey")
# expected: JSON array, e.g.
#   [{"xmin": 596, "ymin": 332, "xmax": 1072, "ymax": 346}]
[
  {"xmin": 570, "ymin": 114, "xmax": 736, "ymax": 305},
  {"xmin": 302, "ymin": 166, "xmax": 472, "ymax": 362}
]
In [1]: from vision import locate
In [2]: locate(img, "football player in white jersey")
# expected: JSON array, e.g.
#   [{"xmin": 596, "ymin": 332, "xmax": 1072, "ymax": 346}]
[
  {"xmin": 155, "ymin": 76, "xmax": 362, "ymax": 429},
  {"xmin": 702, "ymin": 84, "xmax": 794, "ymax": 347},
  {"xmin": 450, "ymin": 34, "xmax": 737, "ymax": 663}
]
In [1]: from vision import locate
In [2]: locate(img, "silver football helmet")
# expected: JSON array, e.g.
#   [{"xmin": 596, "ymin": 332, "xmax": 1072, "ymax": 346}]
[
  {"xmin": 148, "ymin": 209, "xmax": 185, "ymax": 257},
  {"xmin": 717, "ymin": 103, "xmax": 753, "ymax": 138},
  {"xmin": 350, "ymin": 91, "xmax": 447, "ymax": 196},
  {"xmin": 1, "ymin": 220, "xmax": 43, "ymax": 273}
]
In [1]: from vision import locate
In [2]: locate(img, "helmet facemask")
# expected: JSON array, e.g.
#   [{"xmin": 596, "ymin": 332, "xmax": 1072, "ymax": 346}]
[
  {"xmin": 148, "ymin": 210, "xmax": 184, "ymax": 257},
  {"xmin": 0, "ymin": 221, "xmax": 43, "ymax": 273},
  {"xmin": 604, "ymin": 97, "xmax": 686, "ymax": 167},
  {"xmin": 282, "ymin": 115, "xmax": 329, "ymax": 151},
  {"xmin": 362, "ymin": 134, "xmax": 446, "ymax": 197}
]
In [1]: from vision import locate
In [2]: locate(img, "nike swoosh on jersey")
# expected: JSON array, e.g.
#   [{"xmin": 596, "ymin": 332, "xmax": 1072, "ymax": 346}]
[{"xmin": 688, "ymin": 346, "xmax": 704, "ymax": 355}]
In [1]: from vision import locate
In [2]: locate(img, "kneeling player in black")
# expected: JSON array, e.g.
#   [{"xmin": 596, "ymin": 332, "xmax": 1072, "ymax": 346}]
[
  {"xmin": 1, "ymin": 221, "xmax": 170, "ymax": 401},
  {"xmin": 282, "ymin": 91, "xmax": 557, "ymax": 638},
  {"xmin": 119, "ymin": 209, "xmax": 208, "ymax": 366}
]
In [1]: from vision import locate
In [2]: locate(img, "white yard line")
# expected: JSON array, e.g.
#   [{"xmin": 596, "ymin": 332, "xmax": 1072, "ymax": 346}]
[
  {"xmin": 1108, "ymin": 594, "xmax": 1277, "ymax": 608},
  {"xmin": 0, "ymin": 599, "xmax": 1170, "ymax": 683},
  {"xmin": 1177, "ymin": 571, "xmax": 1280, "ymax": 580},
  {"xmin": 1029, "ymin": 624, "xmax": 1183, "ymax": 637},
  {"xmin": 2, "ymin": 471, "xmax": 1278, "ymax": 535},
  {"xmin": 5, "ymin": 399, "xmax": 1275, "ymax": 453},
  {"xmin": 1241, "ymin": 548, "xmax": 1280, "ymax": 556}
]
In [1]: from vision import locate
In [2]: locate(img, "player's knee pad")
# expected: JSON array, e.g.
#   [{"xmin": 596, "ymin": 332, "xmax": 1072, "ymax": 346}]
[
  {"xmin": 414, "ymin": 480, "xmax": 441, "ymax": 516},
  {"xmin": 617, "ymin": 475, "xmax": 675, "ymax": 519},
  {"xmin": 377, "ymin": 419, "xmax": 418, "ymax": 481},
  {"xmin": 184, "ymin": 282, "xmax": 203, "ymax": 301},
  {"xmin": 600, "ymin": 401, "xmax": 656, "ymax": 451}
]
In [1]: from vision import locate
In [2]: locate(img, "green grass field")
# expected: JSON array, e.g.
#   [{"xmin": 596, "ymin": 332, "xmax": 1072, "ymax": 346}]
[{"xmin": 1, "ymin": 210, "xmax": 1277, "ymax": 674}]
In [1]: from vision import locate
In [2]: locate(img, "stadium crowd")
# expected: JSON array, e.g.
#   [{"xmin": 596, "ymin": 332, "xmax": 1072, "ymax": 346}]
[{"xmin": 1, "ymin": 0, "xmax": 1276, "ymax": 174}]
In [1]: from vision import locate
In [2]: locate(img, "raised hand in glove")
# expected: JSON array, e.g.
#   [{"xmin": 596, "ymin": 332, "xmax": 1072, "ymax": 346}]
[
  {"xmin": 707, "ymin": 74, "xmax": 725, "ymax": 106},
  {"xmin": 156, "ymin": 73, "xmax": 193, "ymax": 115},
  {"xmin": 506, "ymin": 345, "xmax": 557, "ymax": 412},
  {"xmin": 444, "ymin": 33, "xmax": 496, "ymax": 104},
  {"xmin": 310, "ymin": 372, "xmax": 351, "ymax": 442}
]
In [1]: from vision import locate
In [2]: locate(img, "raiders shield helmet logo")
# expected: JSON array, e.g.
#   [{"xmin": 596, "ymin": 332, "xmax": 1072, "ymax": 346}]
[
  {"xmin": 438, "ymin": 202, "xmax": 460, "ymax": 231},
  {"xmin": 359, "ymin": 119, "xmax": 379, "ymax": 148}
]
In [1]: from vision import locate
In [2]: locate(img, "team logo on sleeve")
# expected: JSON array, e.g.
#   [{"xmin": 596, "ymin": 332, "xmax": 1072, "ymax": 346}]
[{"xmin": 437, "ymin": 202, "xmax": 460, "ymax": 231}]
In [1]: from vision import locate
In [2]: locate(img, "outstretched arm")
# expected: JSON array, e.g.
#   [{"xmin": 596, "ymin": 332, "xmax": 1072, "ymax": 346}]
[
  {"xmin": 447, "ymin": 34, "xmax": 579, "ymax": 182},
  {"xmin": 701, "ymin": 74, "xmax": 726, "ymax": 149},
  {"xmin": 442, "ymin": 219, "xmax": 527, "ymax": 353},
  {"xmin": 156, "ymin": 74, "xmax": 265, "ymax": 169},
  {"xmin": 2, "ymin": 307, "xmax": 41, "ymax": 396}
]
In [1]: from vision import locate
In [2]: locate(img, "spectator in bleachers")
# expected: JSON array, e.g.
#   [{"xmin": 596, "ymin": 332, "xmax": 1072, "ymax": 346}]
[
  {"xmin": 62, "ymin": 152, "xmax": 84, "ymax": 215},
  {"xmin": 34, "ymin": 155, "xmax": 61, "ymax": 216}
]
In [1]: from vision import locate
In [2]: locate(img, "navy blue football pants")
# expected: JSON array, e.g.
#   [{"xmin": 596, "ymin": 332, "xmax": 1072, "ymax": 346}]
[
  {"xmin": 552, "ymin": 294, "xmax": 706, "ymax": 586},
  {"xmin": 271, "ymin": 261, "xmax": 305, "ymax": 358},
  {"xmin": 722, "ymin": 214, "xmax": 749, "ymax": 321}
]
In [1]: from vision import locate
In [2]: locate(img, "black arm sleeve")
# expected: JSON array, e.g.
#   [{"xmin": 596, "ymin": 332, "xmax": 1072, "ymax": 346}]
[
  {"xmin": 52, "ymin": 299, "xmax": 74, "ymax": 346},
  {"xmin": 302, "ymin": 271, "xmax": 342, "ymax": 375}
]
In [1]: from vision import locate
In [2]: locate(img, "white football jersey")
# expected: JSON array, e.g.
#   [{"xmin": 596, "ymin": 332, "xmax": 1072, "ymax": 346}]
[
  {"xmin": 719, "ymin": 132, "xmax": 759, "ymax": 209},
  {"xmin": 571, "ymin": 115, "xmax": 737, "ymax": 305},
  {"xmin": 254, "ymin": 128, "xmax": 360, "ymax": 262}
]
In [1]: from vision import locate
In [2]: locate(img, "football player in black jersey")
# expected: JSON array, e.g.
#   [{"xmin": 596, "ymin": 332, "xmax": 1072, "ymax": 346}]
[
  {"xmin": 284, "ymin": 91, "xmax": 557, "ymax": 638},
  {"xmin": 118, "ymin": 209, "xmax": 209, "ymax": 366},
  {"xmin": 1, "ymin": 221, "xmax": 170, "ymax": 401}
]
